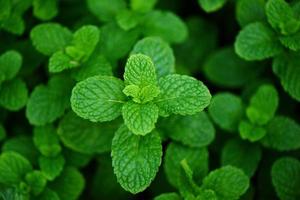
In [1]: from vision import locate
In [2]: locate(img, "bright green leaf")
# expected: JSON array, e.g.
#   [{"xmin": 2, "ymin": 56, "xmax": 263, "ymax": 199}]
[
  {"xmin": 239, "ymin": 120, "xmax": 267, "ymax": 142},
  {"xmin": 33, "ymin": 0, "xmax": 58, "ymax": 21},
  {"xmin": 198, "ymin": 0, "xmax": 227, "ymax": 13},
  {"xmin": 154, "ymin": 193, "xmax": 181, "ymax": 200},
  {"xmin": 0, "ymin": 50, "xmax": 22, "ymax": 82},
  {"xmin": 39, "ymin": 155, "xmax": 65, "ymax": 181},
  {"xmin": 130, "ymin": 0, "xmax": 157, "ymax": 12}
]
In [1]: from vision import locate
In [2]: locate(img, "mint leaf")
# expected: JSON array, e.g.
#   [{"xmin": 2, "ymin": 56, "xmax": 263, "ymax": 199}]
[
  {"xmin": 131, "ymin": 37, "xmax": 175, "ymax": 78},
  {"xmin": 30, "ymin": 23, "xmax": 72, "ymax": 56},
  {"xmin": 202, "ymin": 166, "xmax": 249, "ymax": 200},
  {"xmin": 116, "ymin": 10, "xmax": 140, "ymax": 31},
  {"xmin": 38, "ymin": 188, "xmax": 60, "ymax": 200},
  {"xmin": 0, "ymin": 0, "xmax": 11, "ymax": 21},
  {"xmin": 204, "ymin": 47, "xmax": 263, "ymax": 88},
  {"xmin": 239, "ymin": 120, "xmax": 267, "ymax": 142},
  {"xmin": 71, "ymin": 75, "xmax": 126, "ymax": 122},
  {"xmin": 25, "ymin": 170, "xmax": 47, "ymax": 195},
  {"xmin": 197, "ymin": 189, "xmax": 218, "ymax": 200},
  {"xmin": 164, "ymin": 142, "xmax": 208, "ymax": 188},
  {"xmin": 208, "ymin": 93, "xmax": 244, "ymax": 133},
  {"xmin": 124, "ymin": 54, "xmax": 157, "ymax": 87},
  {"xmin": 154, "ymin": 193, "xmax": 181, "ymax": 200},
  {"xmin": 0, "ymin": 78, "xmax": 28, "ymax": 111},
  {"xmin": 235, "ymin": 22, "xmax": 282, "ymax": 60},
  {"xmin": 111, "ymin": 125, "xmax": 162, "ymax": 194},
  {"xmin": 246, "ymin": 84, "xmax": 279, "ymax": 125},
  {"xmin": 123, "ymin": 84, "xmax": 160, "ymax": 104},
  {"xmin": 236, "ymin": 0, "xmax": 267, "ymax": 27},
  {"xmin": 26, "ymin": 75, "xmax": 73, "ymax": 125},
  {"xmin": 271, "ymin": 157, "xmax": 300, "ymax": 200},
  {"xmin": 266, "ymin": 0, "xmax": 300, "ymax": 35},
  {"xmin": 273, "ymin": 54, "xmax": 300, "ymax": 101},
  {"xmin": 221, "ymin": 139, "xmax": 262, "ymax": 177},
  {"xmin": 87, "ymin": 0, "xmax": 126, "ymax": 22},
  {"xmin": 58, "ymin": 111, "xmax": 118, "ymax": 154},
  {"xmin": 0, "ymin": 50, "xmax": 22, "ymax": 82},
  {"xmin": 261, "ymin": 116, "xmax": 300, "ymax": 151},
  {"xmin": 157, "ymin": 74, "xmax": 211, "ymax": 116},
  {"xmin": 159, "ymin": 112, "xmax": 215, "ymax": 148},
  {"xmin": 198, "ymin": 0, "xmax": 227, "ymax": 13},
  {"xmin": 122, "ymin": 101, "xmax": 158, "ymax": 136},
  {"xmin": 33, "ymin": 0, "xmax": 58, "ymax": 21},
  {"xmin": 142, "ymin": 11, "xmax": 188, "ymax": 44},
  {"xmin": 49, "ymin": 167, "xmax": 85, "ymax": 200},
  {"xmin": 33, "ymin": 125, "xmax": 61, "ymax": 157},
  {"xmin": 0, "ymin": 151, "xmax": 32, "ymax": 185},
  {"xmin": 39, "ymin": 155, "xmax": 65, "ymax": 181},
  {"xmin": 130, "ymin": 0, "xmax": 157, "ymax": 12},
  {"xmin": 48, "ymin": 51, "xmax": 78, "ymax": 73},
  {"xmin": 279, "ymin": 32, "xmax": 300, "ymax": 51}
]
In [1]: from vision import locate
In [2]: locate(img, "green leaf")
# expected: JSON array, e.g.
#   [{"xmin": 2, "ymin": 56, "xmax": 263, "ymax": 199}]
[
  {"xmin": 198, "ymin": 0, "xmax": 227, "ymax": 13},
  {"xmin": 116, "ymin": 10, "xmax": 140, "ymax": 31},
  {"xmin": 261, "ymin": 116, "xmax": 300, "ymax": 151},
  {"xmin": 208, "ymin": 92, "xmax": 244, "ymax": 133},
  {"xmin": 71, "ymin": 54, "xmax": 113, "ymax": 81},
  {"xmin": 221, "ymin": 139, "xmax": 262, "ymax": 177},
  {"xmin": 142, "ymin": 11, "xmax": 188, "ymax": 44},
  {"xmin": 272, "ymin": 54, "xmax": 300, "ymax": 101},
  {"xmin": 0, "ymin": 50, "xmax": 22, "ymax": 82},
  {"xmin": 122, "ymin": 101, "xmax": 159, "ymax": 136},
  {"xmin": 130, "ymin": 0, "xmax": 157, "ymax": 12},
  {"xmin": 204, "ymin": 47, "xmax": 263, "ymax": 88},
  {"xmin": 197, "ymin": 190, "xmax": 218, "ymax": 200},
  {"xmin": 58, "ymin": 111, "xmax": 118, "ymax": 154},
  {"xmin": 159, "ymin": 112, "xmax": 215, "ymax": 148},
  {"xmin": 0, "ymin": 0, "xmax": 11, "ymax": 21},
  {"xmin": 266, "ymin": 0, "xmax": 300, "ymax": 35},
  {"xmin": 1, "ymin": 14, "xmax": 25, "ymax": 35},
  {"xmin": 48, "ymin": 51, "xmax": 78, "ymax": 73},
  {"xmin": 66, "ymin": 25, "xmax": 100, "ymax": 62},
  {"xmin": 235, "ymin": 22, "xmax": 282, "ymax": 60},
  {"xmin": 131, "ymin": 37, "xmax": 175, "ymax": 78},
  {"xmin": 156, "ymin": 74, "xmax": 211, "ymax": 116},
  {"xmin": 71, "ymin": 75, "xmax": 126, "ymax": 122},
  {"xmin": 39, "ymin": 155, "xmax": 65, "ymax": 181},
  {"xmin": 164, "ymin": 142, "xmax": 208, "ymax": 188},
  {"xmin": 246, "ymin": 84, "xmax": 278, "ymax": 125},
  {"xmin": 33, "ymin": 0, "xmax": 58, "ymax": 21},
  {"xmin": 271, "ymin": 157, "xmax": 300, "ymax": 200},
  {"xmin": 124, "ymin": 54, "xmax": 157, "ymax": 87},
  {"xmin": 236, "ymin": 0, "xmax": 267, "ymax": 27},
  {"xmin": 279, "ymin": 32, "xmax": 300, "ymax": 51},
  {"xmin": 123, "ymin": 84, "xmax": 160, "ymax": 104},
  {"xmin": 26, "ymin": 75, "xmax": 73, "ymax": 125},
  {"xmin": 0, "ymin": 78, "xmax": 28, "ymax": 111},
  {"xmin": 30, "ymin": 23, "xmax": 72, "ymax": 56},
  {"xmin": 239, "ymin": 120, "xmax": 267, "ymax": 142},
  {"xmin": 38, "ymin": 188, "xmax": 60, "ymax": 200},
  {"xmin": 111, "ymin": 125, "xmax": 162, "ymax": 194},
  {"xmin": 154, "ymin": 193, "xmax": 181, "ymax": 200},
  {"xmin": 33, "ymin": 125, "xmax": 61, "ymax": 157},
  {"xmin": 87, "ymin": 0, "xmax": 126, "ymax": 22},
  {"xmin": 202, "ymin": 166, "xmax": 249, "ymax": 200},
  {"xmin": 49, "ymin": 167, "xmax": 85, "ymax": 200},
  {"xmin": 25, "ymin": 170, "xmax": 47, "ymax": 195},
  {"xmin": 63, "ymin": 149, "xmax": 92, "ymax": 168},
  {"xmin": 0, "ymin": 151, "xmax": 32, "ymax": 185}
]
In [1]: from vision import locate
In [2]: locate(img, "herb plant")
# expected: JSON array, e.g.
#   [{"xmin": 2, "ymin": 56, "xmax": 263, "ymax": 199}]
[{"xmin": 1, "ymin": 0, "xmax": 300, "ymax": 199}]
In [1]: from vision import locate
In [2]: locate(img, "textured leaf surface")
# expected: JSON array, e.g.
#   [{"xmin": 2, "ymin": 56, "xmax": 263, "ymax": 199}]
[
  {"xmin": 26, "ymin": 76, "xmax": 73, "ymax": 125},
  {"xmin": 164, "ymin": 142, "xmax": 208, "ymax": 188},
  {"xmin": 122, "ymin": 101, "xmax": 158, "ymax": 136},
  {"xmin": 0, "ymin": 151, "xmax": 32, "ymax": 185},
  {"xmin": 25, "ymin": 170, "xmax": 47, "ymax": 195},
  {"xmin": 159, "ymin": 112, "xmax": 215, "ymax": 147},
  {"xmin": 39, "ymin": 155, "xmax": 65, "ymax": 181},
  {"xmin": 208, "ymin": 93, "xmax": 244, "ymax": 133},
  {"xmin": 236, "ymin": 0, "xmax": 267, "ymax": 27},
  {"xmin": 124, "ymin": 54, "xmax": 157, "ymax": 87},
  {"xmin": 221, "ymin": 139, "xmax": 262, "ymax": 177},
  {"xmin": 49, "ymin": 167, "xmax": 85, "ymax": 200},
  {"xmin": 271, "ymin": 157, "xmax": 300, "ymax": 200},
  {"xmin": 246, "ymin": 84, "xmax": 278, "ymax": 125},
  {"xmin": 58, "ymin": 111, "xmax": 118, "ymax": 154},
  {"xmin": 71, "ymin": 75, "xmax": 126, "ymax": 122},
  {"xmin": 261, "ymin": 116, "xmax": 300, "ymax": 151},
  {"xmin": 131, "ymin": 37, "xmax": 175, "ymax": 78},
  {"xmin": 30, "ymin": 23, "xmax": 72, "ymax": 56},
  {"xmin": 239, "ymin": 120, "xmax": 267, "ymax": 142},
  {"xmin": 0, "ymin": 50, "xmax": 22, "ymax": 82},
  {"xmin": 142, "ymin": 11, "xmax": 188, "ymax": 44},
  {"xmin": 279, "ymin": 32, "xmax": 300, "ymax": 51},
  {"xmin": 273, "ymin": 54, "xmax": 300, "ymax": 101},
  {"xmin": 0, "ymin": 78, "xmax": 28, "ymax": 111},
  {"xmin": 204, "ymin": 47, "xmax": 263, "ymax": 88},
  {"xmin": 111, "ymin": 125, "xmax": 162, "ymax": 194},
  {"xmin": 235, "ymin": 22, "xmax": 282, "ymax": 60},
  {"xmin": 198, "ymin": 0, "xmax": 227, "ymax": 12},
  {"xmin": 157, "ymin": 74, "xmax": 211, "ymax": 116},
  {"xmin": 202, "ymin": 166, "xmax": 249, "ymax": 200},
  {"xmin": 49, "ymin": 51, "xmax": 78, "ymax": 73}
]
